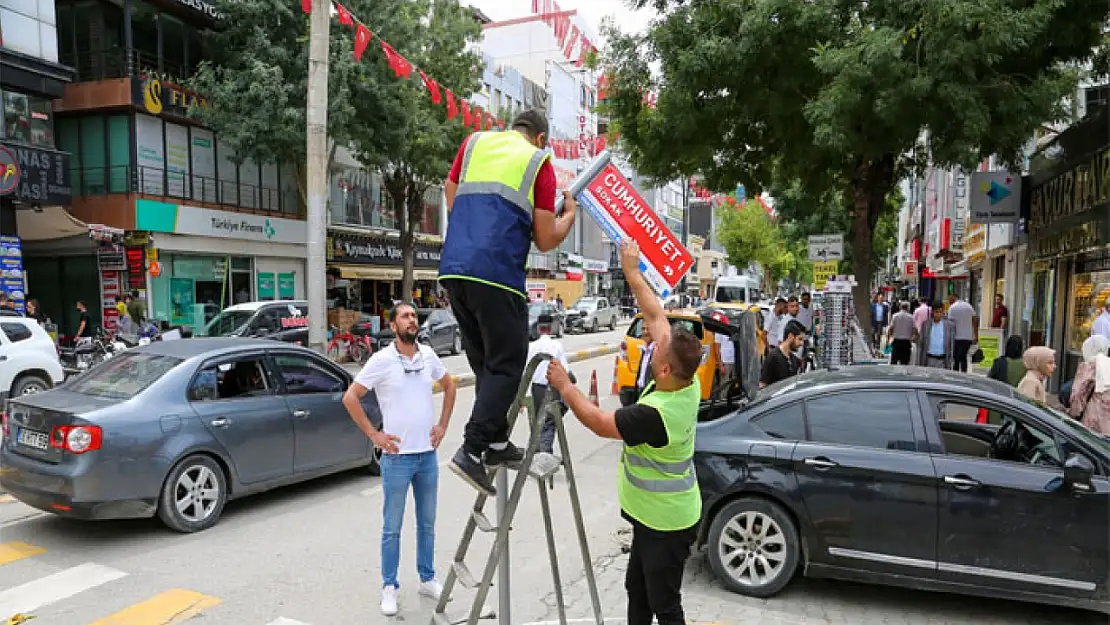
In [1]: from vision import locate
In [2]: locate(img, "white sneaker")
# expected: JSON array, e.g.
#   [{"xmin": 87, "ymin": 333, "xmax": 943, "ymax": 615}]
[
  {"xmin": 381, "ymin": 586, "xmax": 399, "ymax": 616},
  {"xmin": 418, "ymin": 578, "xmax": 443, "ymax": 600}
]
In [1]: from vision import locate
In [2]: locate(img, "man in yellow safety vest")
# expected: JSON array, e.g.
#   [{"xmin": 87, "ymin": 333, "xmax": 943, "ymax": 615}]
[
  {"xmin": 548, "ymin": 240, "xmax": 702, "ymax": 625},
  {"xmin": 438, "ymin": 110, "xmax": 577, "ymax": 495}
]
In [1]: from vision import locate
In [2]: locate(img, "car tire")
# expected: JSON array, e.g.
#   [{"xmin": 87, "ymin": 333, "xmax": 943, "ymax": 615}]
[
  {"xmin": 11, "ymin": 373, "xmax": 51, "ymax": 397},
  {"xmin": 707, "ymin": 497, "xmax": 800, "ymax": 598},
  {"xmin": 157, "ymin": 454, "xmax": 229, "ymax": 533},
  {"xmin": 556, "ymin": 322, "xmax": 563, "ymax": 338},
  {"xmin": 366, "ymin": 445, "xmax": 383, "ymax": 476},
  {"xmin": 609, "ymin": 317, "xmax": 616, "ymax": 331},
  {"xmin": 451, "ymin": 331, "xmax": 462, "ymax": 355},
  {"xmin": 591, "ymin": 319, "xmax": 599, "ymax": 333}
]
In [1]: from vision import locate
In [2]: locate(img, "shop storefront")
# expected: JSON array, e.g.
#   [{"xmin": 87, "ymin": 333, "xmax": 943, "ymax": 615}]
[
  {"xmin": 326, "ymin": 229, "xmax": 442, "ymax": 314},
  {"xmin": 135, "ymin": 199, "xmax": 307, "ymax": 329},
  {"xmin": 582, "ymin": 257, "xmax": 608, "ymax": 296},
  {"xmin": 1024, "ymin": 107, "xmax": 1110, "ymax": 383}
]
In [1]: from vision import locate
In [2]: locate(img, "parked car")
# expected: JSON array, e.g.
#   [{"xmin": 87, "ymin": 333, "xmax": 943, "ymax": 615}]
[
  {"xmin": 528, "ymin": 302, "xmax": 564, "ymax": 340},
  {"xmin": 0, "ymin": 338, "xmax": 384, "ymax": 532},
  {"xmin": 615, "ymin": 311, "xmax": 715, "ymax": 403},
  {"xmin": 565, "ymin": 297, "xmax": 617, "ymax": 333},
  {"xmin": 693, "ymin": 366, "xmax": 1110, "ymax": 613},
  {"xmin": 356, "ymin": 308, "xmax": 460, "ymax": 355},
  {"xmin": 197, "ymin": 300, "xmax": 309, "ymax": 342},
  {"xmin": 0, "ymin": 317, "xmax": 64, "ymax": 398}
]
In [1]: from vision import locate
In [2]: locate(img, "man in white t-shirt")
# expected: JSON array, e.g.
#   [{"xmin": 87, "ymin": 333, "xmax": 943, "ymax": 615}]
[
  {"xmin": 714, "ymin": 329, "xmax": 736, "ymax": 395},
  {"xmin": 342, "ymin": 302, "xmax": 457, "ymax": 617},
  {"xmin": 946, "ymin": 294, "xmax": 976, "ymax": 372},
  {"xmin": 526, "ymin": 313, "xmax": 574, "ymax": 453}
]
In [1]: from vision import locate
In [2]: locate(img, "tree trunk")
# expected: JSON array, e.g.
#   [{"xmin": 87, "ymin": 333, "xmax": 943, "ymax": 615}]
[
  {"xmin": 384, "ymin": 175, "xmax": 409, "ymax": 303},
  {"xmin": 400, "ymin": 181, "xmax": 427, "ymax": 305},
  {"xmin": 849, "ymin": 156, "xmax": 895, "ymax": 330}
]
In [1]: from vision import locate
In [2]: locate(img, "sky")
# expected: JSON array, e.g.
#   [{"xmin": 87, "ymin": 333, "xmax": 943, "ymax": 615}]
[{"xmin": 466, "ymin": 0, "xmax": 657, "ymax": 39}]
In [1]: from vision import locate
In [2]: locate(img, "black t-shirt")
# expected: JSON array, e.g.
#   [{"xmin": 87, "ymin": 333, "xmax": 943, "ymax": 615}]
[
  {"xmin": 77, "ymin": 312, "xmax": 92, "ymax": 337},
  {"xmin": 760, "ymin": 348, "xmax": 798, "ymax": 386}
]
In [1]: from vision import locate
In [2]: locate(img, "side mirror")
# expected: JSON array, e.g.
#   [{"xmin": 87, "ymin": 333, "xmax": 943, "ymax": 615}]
[{"xmin": 1064, "ymin": 453, "xmax": 1095, "ymax": 491}]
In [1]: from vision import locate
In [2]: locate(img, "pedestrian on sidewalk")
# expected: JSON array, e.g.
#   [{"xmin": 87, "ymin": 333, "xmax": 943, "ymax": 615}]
[
  {"xmin": 1069, "ymin": 335, "xmax": 1110, "ymax": 434},
  {"xmin": 547, "ymin": 240, "xmax": 702, "ymax": 625},
  {"xmin": 761, "ymin": 320, "xmax": 805, "ymax": 387},
  {"xmin": 987, "ymin": 335, "xmax": 1026, "ymax": 387},
  {"xmin": 527, "ymin": 313, "xmax": 574, "ymax": 454},
  {"xmin": 1018, "ymin": 346, "xmax": 1057, "ymax": 402},
  {"xmin": 947, "ymin": 294, "xmax": 976, "ymax": 372},
  {"xmin": 341, "ymin": 302, "xmax": 458, "ymax": 616},
  {"xmin": 917, "ymin": 303, "xmax": 954, "ymax": 369},
  {"xmin": 438, "ymin": 109, "xmax": 577, "ymax": 496},
  {"xmin": 886, "ymin": 302, "xmax": 917, "ymax": 366}
]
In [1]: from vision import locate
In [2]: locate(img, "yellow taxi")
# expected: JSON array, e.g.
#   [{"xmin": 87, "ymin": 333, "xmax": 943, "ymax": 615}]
[
  {"xmin": 614, "ymin": 310, "xmax": 719, "ymax": 402},
  {"xmin": 706, "ymin": 302, "xmax": 767, "ymax": 355}
]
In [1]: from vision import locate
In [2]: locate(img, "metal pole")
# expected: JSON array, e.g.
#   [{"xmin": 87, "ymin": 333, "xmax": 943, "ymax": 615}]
[
  {"xmin": 305, "ymin": 0, "xmax": 330, "ymax": 352},
  {"xmin": 496, "ymin": 470, "xmax": 510, "ymax": 625}
]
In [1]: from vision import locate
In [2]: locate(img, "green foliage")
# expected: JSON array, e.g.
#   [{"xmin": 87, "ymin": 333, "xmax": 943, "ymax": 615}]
[
  {"xmin": 192, "ymin": 0, "xmax": 482, "ymax": 296},
  {"xmin": 604, "ymin": 0, "xmax": 1109, "ymax": 309},
  {"xmin": 716, "ymin": 199, "xmax": 808, "ymax": 287}
]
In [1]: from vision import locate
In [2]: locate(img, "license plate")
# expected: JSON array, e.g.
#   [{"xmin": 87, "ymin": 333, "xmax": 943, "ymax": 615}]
[{"xmin": 16, "ymin": 427, "xmax": 49, "ymax": 451}]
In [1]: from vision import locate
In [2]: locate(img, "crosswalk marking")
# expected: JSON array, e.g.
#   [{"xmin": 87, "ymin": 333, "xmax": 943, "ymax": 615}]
[
  {"xmin": 265, "ymin": 618, "xmax": 313, "ymax": 625},
  {"xmin": 0, "ymin": 562, "xmax": 126, "ymax": 616},
  {"xmin": 0, "ymin": 541, "xmax": 46, "ymax": 566},
  {"xmin": 85, "ymin": 588, "xmax": 221, "ymax": 625}
]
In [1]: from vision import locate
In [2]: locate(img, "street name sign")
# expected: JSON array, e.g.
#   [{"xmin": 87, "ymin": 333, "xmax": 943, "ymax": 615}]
[
  {"xmin": 808, "ymin": 234, "xmax": 844, "ymax": 262},
  {"xmin": 562, "ymin": 152, "xmax": 694, "ymax": 298}
]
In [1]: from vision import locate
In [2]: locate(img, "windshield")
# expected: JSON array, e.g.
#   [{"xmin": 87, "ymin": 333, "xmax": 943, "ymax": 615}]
[
  {"xmin": 715, "ymin": 286, "xmax": 749, "ymax": 304},
  {"xmin": 573, "ymin": 298, "xmax": 597, "ymax": 310},
  {"xmin": 199, "ymin": 310, "xmax": 254, "ymax": 337},
  {"xmin": 68, "ymin": 352, "xmax": 183, "ymax": 400}
]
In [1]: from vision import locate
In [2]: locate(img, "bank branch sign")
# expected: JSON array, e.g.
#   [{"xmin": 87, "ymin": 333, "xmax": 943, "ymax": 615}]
[
  {"xmin": 135, "ymin": 199, "xmax": 307, "ymax": 245},
  {"xmin": 572, "ymin": 154, "xmax": 693, "ymax": 298}
]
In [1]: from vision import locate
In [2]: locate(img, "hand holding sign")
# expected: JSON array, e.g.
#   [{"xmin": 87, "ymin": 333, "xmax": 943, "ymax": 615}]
[
  {"xmin": 620, "ymin": 240, "xmax": 641, "ymax": 273},
  {"xmin": 560, "ymin": 190, "xmax": 577, "ymax": 220}
]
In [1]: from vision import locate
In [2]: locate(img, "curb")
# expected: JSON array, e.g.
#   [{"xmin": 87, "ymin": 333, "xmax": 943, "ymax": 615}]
[{"xmin": 432, "ymin": 344, "xmax": 619, "ymax": 393}]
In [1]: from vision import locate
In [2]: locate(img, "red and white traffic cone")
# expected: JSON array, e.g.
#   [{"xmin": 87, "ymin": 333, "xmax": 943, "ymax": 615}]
[
  {"xmin": 589, "ymin": 370, "xmax": 600, "ymax": 407},
  {"xmin": 610, "ymin": 356, "xmax": 619, "ymax": 396}
]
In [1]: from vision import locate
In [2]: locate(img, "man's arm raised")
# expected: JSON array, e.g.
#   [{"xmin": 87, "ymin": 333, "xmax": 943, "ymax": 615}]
[{"xmin": 620, "ymin": 240, "xmax": 670, "ymax": 347}]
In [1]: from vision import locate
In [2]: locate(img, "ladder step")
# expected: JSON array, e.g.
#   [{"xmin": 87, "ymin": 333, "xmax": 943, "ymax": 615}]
[
  {"xmin": 528, "ymin": 452, "xmax": 563, "ymax": 480},
  {"xmin": 471, "ymin": 510, "xmax": 497, "ymax": 532},
  {"xmin": 452, "ymin": 561, "xmax": 480, "ymax": 589},
  {"xmin": 431, "ymin": 612, "xmax": 454, "ymax": 625}
]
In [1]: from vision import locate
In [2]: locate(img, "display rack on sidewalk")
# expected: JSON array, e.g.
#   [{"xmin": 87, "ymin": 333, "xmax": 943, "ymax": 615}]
[{"xmin": 818, "ymin": 288, "xmax": 856, "ymax": 368}]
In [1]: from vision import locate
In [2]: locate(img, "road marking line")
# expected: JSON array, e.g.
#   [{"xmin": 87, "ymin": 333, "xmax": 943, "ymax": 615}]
[
  {"xmin": 0, "ymin": 541, "xmax": 46, "ymax": 566},
  {"xmin": 0, "ymin": 562, "xmax": 127, "ymax": 616},
  {"xmin": 85, "ymin": 589, "xmax": 221, "ymax": 625},
  {"xmin": 264, "ymin": 618, "xmax": 313, "ymax": 625}
]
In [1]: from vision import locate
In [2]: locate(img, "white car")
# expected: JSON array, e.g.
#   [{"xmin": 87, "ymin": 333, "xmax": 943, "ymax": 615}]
[{"xmin": 0, "ymin": 317, "xmax": 64, "ymax": 398}]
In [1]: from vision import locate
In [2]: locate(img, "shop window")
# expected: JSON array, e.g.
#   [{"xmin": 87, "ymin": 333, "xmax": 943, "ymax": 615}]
[
  {"xmin": 2, "ymin": 92, "xmax": 31, "ymax": 145},
  {"xmin": 107, "ymin": 116, "xmax": 131, "ymax": 193},
  {"xmin": 79, "ymin": 116, "xmax": 107, "ymax": 195}
]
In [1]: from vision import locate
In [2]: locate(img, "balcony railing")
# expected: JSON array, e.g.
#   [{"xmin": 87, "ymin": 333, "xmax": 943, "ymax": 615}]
[
  {"xmin": 73, "ymin": 165, "xmax": 302, "ymax": 216},
  {"xmin": 61, "ymin": 48, "xmax": 192, "ymax": 84}
]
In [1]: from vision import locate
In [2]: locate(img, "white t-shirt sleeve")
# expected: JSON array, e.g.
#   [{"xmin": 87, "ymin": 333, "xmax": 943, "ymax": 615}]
[
  {"xmin": 425, "ymin": 347, "xmax": 448, "ymax": 381},
  {"xmin": 354, "ymin": 353, "xmax": 389, "ymax": 390},
  {"xmin": 557, "ymin": 343, "xmax": 570, "ymax": 369}
]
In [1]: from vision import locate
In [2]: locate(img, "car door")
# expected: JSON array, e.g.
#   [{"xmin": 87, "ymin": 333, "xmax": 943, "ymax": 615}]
[
  {"xmin": 188, "ymin": 353, "xmax": 294, "ymax": 485},
  {"xmin": 427, "ymin": 311, "xmax": 449, "ymax": 352},
  {"xmin": 921, "ymin": 392, "xmax": 1110, "ymax": 600},
  {"xmin": 792, "ymin": 389, "xmax": 939, "ymax": 577},
  {"xmin": 270, "ymin": 351, "xmax": 368, "ymax": 473}
]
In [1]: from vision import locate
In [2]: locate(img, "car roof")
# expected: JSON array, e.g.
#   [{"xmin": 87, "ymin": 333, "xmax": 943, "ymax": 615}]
[
  {"xmin": 764, "ymin": 365, "xmax": 1016, "ymax": 401},
  {"xmin": 134, "ymin": 337, "xmax": 306, "ymax": 360},
  {"xmin": 221, "ymin": 300, "xmax": 308, "ymax": 313}
]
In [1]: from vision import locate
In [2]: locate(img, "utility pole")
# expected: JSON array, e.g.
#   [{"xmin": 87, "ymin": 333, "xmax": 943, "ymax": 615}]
[{"xmin": 305, "ymin": 0, "xmax": 330, "ymax": 352}]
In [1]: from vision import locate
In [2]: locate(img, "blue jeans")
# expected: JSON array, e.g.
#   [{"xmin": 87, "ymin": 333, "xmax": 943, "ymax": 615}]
[{"xmin": 380, "ymin": 450, "xmax": 438, "ymax": 588}]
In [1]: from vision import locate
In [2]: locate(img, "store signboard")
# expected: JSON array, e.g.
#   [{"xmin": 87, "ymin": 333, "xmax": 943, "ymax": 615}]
[
  {"xmin": 0, "ymin": 142, "xmax": 72, "ymax": 205},
  {"xmin": 326, "ymin": 232, "xmax": 442, "ymax": 268},
  {"xmin": 582, "ymin": 258, "xmax": 607, "ymax": 273},
  {"xmin": 902, "ymin": 260, "xmax": 918, "ymax": 278},
  {"xmin": 135, "ymin": 114, "xmax": 166, "ymax": 196},
  {"xmin": 814, "ymin": 260, "xmax": 837, "ymax": 291},
  {"xmin": 133, "ymin": 76, "xmax": 210, "ymax": 120},
  {"xmin": 527, "ymin": 282, "xmax": 546, "ymax": 302},
  {"xmin": 136, "ymin": 199, "xmax": 307, "ymax": 245},
  {"xmin": 0, "ymin": 236, "xmax": 25, "ymax": 314},
  {"xmin": 165, "ymin": 122, "xmax": 190, "ymax": 198},
  {"xmin": 257, "ymin": 272, "xmax": 275, "ymax": 299},
  {"xmin": 969, "ymin": 171, "xmax": 1021, "ymax": 224},
  {"xmin": 277, "ymin": 273, "xmax": 295, "ymax": 299},
  {"xmin": 191, "ymin": 128, "xmax": 217, "ymax": 203},
  {"xmin": 975, "ymin": 328, "xmax": 1004, "ymax": 372}
]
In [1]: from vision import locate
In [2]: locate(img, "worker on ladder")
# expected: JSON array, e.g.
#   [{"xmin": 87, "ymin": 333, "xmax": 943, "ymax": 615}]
[
  {"xmin": 547, "ymin": 240, "xmax": 703, "ymax": 625},
  {"xmin": 439, "ymin": 109, "xmax": 577, "ymax": 495}
]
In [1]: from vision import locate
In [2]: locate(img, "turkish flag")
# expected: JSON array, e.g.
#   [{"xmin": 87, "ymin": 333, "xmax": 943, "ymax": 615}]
[
  {"xmin": 461, "ymin": 100, "xmax": 472, "ymax": 126},
  {"xmin": 420, "ymin": 72, "xmax": 442, "ymax": 104},
  {"xmin": 471, "ymin": 105, "xmax": 484, "ymax": 131},
  {"xmin": 301, "ymin": 0, "xmax": 311, "ymax": 15},
  {"xmin": 497, "ymin": 118, "xmax": 505, "ymax": 130},
  {"xmin": 380, "ymin": 41, "xmax": 413, "ymax": 79},
  {"xmin": 445, "ymin": 90, "xmax": 458, "ymax": 120},
  {"xmin": 563, "ymin": 26, "xmax": 579, "ymax": 59},
  {"xmin": 353, "ymin": 24, "xmax": 372, "ymax": 61},
  {"xmin": 334, "ymin": 2, "xmax": 353, "ymax": 26}
]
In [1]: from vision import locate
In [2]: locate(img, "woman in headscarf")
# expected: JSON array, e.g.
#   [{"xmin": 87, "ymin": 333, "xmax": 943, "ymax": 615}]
[
  {"xmin": 1017, "ymin": 346, "xmax": 1057, "ymax": 403},
  {"xmin": 987, "ymin": 335, "xmax": 1026, "ymax": 387},
  {"xmin": 1069, "ymin": 335, "xmax": 1110, "ymax": 434}
]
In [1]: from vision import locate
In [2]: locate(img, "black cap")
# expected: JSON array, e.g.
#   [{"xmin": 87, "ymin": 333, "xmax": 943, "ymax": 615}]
[{"xmin": 511, "ymin": 109, "xmax": 549, "ymax": 138}]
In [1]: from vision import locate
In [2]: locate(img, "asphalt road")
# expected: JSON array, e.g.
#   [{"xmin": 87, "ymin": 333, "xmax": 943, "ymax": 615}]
[{"xmin": 0, "ymin": 349, "xmax": 1103, "ymax": 625}]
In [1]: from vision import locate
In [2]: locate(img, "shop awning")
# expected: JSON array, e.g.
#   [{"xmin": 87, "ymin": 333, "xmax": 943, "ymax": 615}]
[
  {"xmin": 414, "ymin": 270, "xmax": 438, "ymax": 281},
  {"xmin": 337, "ymin": 265, "xmax": 403, "ymax": 281},
  {"xmin": 16, "ymin": 206, "xmax": 88, "ymax": 241}
]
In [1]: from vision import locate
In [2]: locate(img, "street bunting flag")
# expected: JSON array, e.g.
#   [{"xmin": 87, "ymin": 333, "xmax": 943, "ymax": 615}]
[
  {"xmin": 353, "ymin": 24, "xmax": 372, "ymax": 61},
  {"xmin": 445, "ymin": 89, "xmax": 458, "ymax": 120},
  {"xmin": 568, "ymin": 153, "xmax": 693, "ymax": 298},
  {"xmin": 334, "ymin": 2, "xmax": 353, "ymax": 26},
  {"xmin": 420, "ymin": 71, "xmax": 442, "ymax": 104}
]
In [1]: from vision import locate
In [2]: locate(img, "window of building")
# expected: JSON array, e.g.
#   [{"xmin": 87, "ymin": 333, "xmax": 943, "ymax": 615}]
[
  {"xmin": 2, "ymin": 92, "xmax": 31, "ymax": 145},
  {"xmin": 580, "ymin": 85, "xmax": 587, "ymax": 108},
  {"xmin": 494, "ymin": 89, "xmax": 502, "ymax": 114}
]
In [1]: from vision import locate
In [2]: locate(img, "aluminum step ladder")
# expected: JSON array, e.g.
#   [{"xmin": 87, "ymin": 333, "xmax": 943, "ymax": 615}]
[{"xmin": 431, "ymin": 353, "xmax": 605, "ymax": 625}]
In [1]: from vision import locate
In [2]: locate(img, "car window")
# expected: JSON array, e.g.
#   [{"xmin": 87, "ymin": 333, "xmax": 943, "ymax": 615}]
[
  {"xmin": 930, "ymin": 395, "xmax": 1066, "ymax": 467},
  {"xmin": 626, "ymin": 317, "xmax": 704, "ymax": 341},
  {"xmin": 1, "ymin": 322, "xmax": 32, "ymax": 343},
  {"xmin": 273, "ymin": 354, "xmax": 346, "ymax": 395},
  {"xmin": 805, "ymin": 391, "xmax": 916, "ymax": 451},
  {"xmin": 751, "ymin": 402, "xmax": 806, "ymax": 440},
  {"xmin": 189, "ymin": 357, "xmax": 272, "ymax": 401},
  {"xmin": 70, "ymin": 352, "xmax": 183, "ymax": 400}
]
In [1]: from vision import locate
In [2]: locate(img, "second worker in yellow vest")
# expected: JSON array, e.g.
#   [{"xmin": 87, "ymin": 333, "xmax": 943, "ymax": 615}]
[{"xmin": 548, "ymin": 239, "xmax": 702, "ymax": 625}]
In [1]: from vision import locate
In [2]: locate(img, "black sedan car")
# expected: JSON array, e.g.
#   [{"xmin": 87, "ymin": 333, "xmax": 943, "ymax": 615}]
[{"xmin": 694, "ymin": 366, "xmax": 1110, "ymax": 613}]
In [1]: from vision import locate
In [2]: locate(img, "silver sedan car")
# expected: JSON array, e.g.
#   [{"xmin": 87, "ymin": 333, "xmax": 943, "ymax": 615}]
[{"xmin": 0, "ymin": 338, "xmax": 383, "ymax": 532}]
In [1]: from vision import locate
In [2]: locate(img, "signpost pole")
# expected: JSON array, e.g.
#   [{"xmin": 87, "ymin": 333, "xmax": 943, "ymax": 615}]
[{"xmin": 304, "ymin": 0, "xmax": 330, "ymax": 353}]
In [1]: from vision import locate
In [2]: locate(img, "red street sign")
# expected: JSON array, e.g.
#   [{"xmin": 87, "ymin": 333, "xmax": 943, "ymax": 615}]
[
  {"xmin": 577, "ymin": 163, "xmax": 693, "ymax": 296},
  {"xmin": 903, "ymin": 261, "xmax": 918, "ymax": 277}
]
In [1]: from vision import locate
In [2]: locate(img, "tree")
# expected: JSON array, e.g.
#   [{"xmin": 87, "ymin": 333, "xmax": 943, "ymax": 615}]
[
  {"xmin": 192, "ymin": 0, "xmax": 482, "ymax": 300},
  {"xmin": 603, "ymin": 0, "xmax": 1110, "ymax": 318},
  {"xmin": 716, "ymin": 199, "xmax": 808, "ymax": 291}
]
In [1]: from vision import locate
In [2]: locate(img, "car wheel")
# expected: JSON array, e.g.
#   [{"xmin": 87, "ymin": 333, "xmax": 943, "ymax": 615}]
[
  {"xmin": 609, "ymin": 317, "xmax": 616, "ymax": 331},
  {"xmin": 157, "ymin": 455, "xmax": 228, "ymax": 533},
  {"xmin": 707, "ymin": 497, "xmax": 800, "ymax": 598},
  {"xmin": 366, "ymin": 445, "xmax": 383, "ymax": 476},
  {"xmin": 556, "ymin": 322, "xmax": 563, "ymax": 338},
  {"xmin": 451, "ymin": 331, "xmax": 462, "ymax": 355},
  {"xmin": 12, "ymin": 374, "xmax": 51, "ymax": 397},
  {"xmin": 591, "ymin": 319, "xmax": 599, "ymax": 333}
]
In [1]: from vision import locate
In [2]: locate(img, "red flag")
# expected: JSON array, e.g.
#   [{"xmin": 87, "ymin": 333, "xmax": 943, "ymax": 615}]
[
  {"xmin": 445, "ymin": 90, "xmax": 458, "ymax": 120},
  {"xmin": 461, "ymin": 100, "xmax": 472, "ymax": 126},
  {"xmin": 576, "ymin": 38, "xmax": 591, "ymax": 67},
  {"xmin": 334, "ymin": 2, "xmax": 353, "ymax": 26},
  {"xmin": 497, "ymin": 118, "xmax": 505, "ymax": 130},
  {"xmin": 484, "ymin": 114, "xmax": 494, "ymax": 131},
  {"xmin": 471, "ymin": 105, "xmax": 484, "ymax": 131},
  {"xmin": 301, "ymin": 0, "xmax": 311, "ymax": 14},
  {"xmin": 420, "ymin": 72, "xmax": 442, "ymax": 104},
  {"xmin": 380, "ymin": 41, "xmax": 413, "ymax": 79},
  {"xmin": 563, "ymin": 26, "xmax": 579, "ymax": 59},
  {"xmin": 598, "ymin": 72, "xmax": 609, "ymax": 100},
  {"xmin": 353, "ymin": 24, "xmax": 372, "ymax": 61}
]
